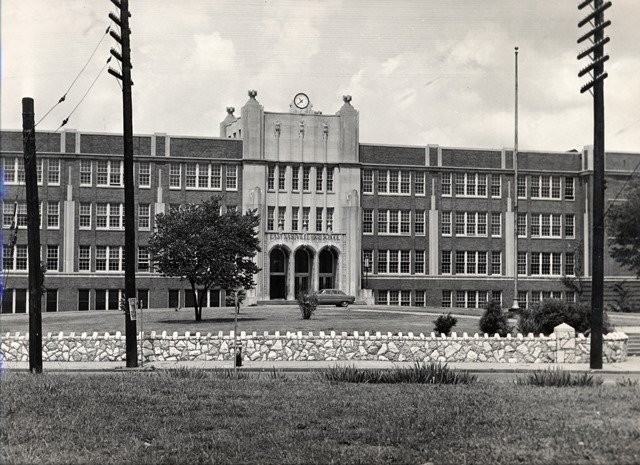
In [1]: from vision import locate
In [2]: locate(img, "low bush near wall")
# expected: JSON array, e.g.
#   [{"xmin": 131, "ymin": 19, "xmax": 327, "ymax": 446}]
[
  {"xmin": 320, "ymin": 362, "xmax": 477, "ymax": 385},
  {"xmin": 515, "ymin": 368, "xmax": 603, "ymax": 387},
  {"xmin": 518, "ymin": 299, "xmax": 612, "ymax": 335}
]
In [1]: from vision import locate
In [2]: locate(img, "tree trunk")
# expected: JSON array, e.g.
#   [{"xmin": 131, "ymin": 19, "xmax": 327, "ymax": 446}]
[
  {"xmin": 190, "ymin": 281, "xmax": 201, "ymax": 322},
  {"xmin": 198, "ymin": 286, "xmax": 208, "ymax": 320}
]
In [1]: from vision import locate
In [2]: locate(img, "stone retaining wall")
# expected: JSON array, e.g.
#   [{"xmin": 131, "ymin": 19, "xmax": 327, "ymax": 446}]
[{"xmin": 1, "ymin": 324, "xmax": 628, "ymax": 364}]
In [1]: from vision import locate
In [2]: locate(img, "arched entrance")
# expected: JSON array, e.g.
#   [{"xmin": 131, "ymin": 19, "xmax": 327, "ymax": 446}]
[
  {"xmin": 319, "ymin": 247, "xmax": 338, "ymax": 290},
  {"xmin": 294, "ymin": 247, "xmax": 313, "ymax": 297},
  {"xmin": 269, "ymin": 247, "xmax": 288, "ymax": 299}
]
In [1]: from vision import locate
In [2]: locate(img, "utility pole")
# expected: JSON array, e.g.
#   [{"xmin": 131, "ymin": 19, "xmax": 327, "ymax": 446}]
[
  {"xmin": 511, "ymin": 46, "xmax": 520, "ymax": 311},
  {"xmin": 22, "ymin": 97, "xmax": 43, "ymax": 374},
  {"xmin": 108, "ymin": 0, "xmax": 137, "ymax": 367},
  {"xmin": 578, "ymin": 0, "xmax": 611, "ymax": 369}
]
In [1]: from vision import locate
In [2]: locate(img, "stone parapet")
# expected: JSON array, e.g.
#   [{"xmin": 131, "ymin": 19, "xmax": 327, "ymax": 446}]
[{"xmin": 0, "ymin": 326, "xmax": 628, "ymax": 364}]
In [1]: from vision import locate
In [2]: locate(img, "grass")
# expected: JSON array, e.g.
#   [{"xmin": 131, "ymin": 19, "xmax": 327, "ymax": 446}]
[
  {"xmin": 320, "ymin": 362, "xmax": 477, "ymax": 384},
  {"xmin": 0, "ymin": 305, "xmax": 485, "ymax": 336},
  {"xmin": 2, "ymin": 372, "xmax": 640, "ymax": 465},
  {"xmin": 515, "ymin": 369, "xmax": 604, "ymax": 387}
]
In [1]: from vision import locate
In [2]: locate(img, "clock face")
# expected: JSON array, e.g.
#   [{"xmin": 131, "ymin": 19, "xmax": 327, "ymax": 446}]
[{"xmin": 294, "ymin": 93, "xmax": 309, "ymax": 109}]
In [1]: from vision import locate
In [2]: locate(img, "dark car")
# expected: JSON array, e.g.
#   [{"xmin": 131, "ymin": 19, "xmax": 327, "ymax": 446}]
[{"xmin": 315, "ymin": 289, "xmax": 356, "ymax": 307}]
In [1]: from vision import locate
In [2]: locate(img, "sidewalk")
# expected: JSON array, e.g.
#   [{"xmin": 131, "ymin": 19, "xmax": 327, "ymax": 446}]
[{"xmin": 5, "ymin": 356, "xmax": 640, "ymax": 374}]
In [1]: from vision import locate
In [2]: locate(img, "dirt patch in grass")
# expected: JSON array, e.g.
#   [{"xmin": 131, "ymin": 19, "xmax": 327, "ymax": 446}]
[{"xmin": 2, "ymin": 372, "xmax": 639, "ymax": 464}]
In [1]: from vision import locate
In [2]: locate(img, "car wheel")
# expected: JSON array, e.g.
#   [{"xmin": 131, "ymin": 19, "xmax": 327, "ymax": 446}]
[{"xmin": 340, "ymin": 301, "xmax": 349, "ymax": 307}]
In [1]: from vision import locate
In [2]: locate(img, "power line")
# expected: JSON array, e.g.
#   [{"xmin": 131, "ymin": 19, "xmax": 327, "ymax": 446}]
[
  {"xmin": 35, "ymin": 25, "xmax": 111, "ymax": 128},
  {"xmin": 604, "ymin": 158, "xmax": 640, "ymax": 217}
]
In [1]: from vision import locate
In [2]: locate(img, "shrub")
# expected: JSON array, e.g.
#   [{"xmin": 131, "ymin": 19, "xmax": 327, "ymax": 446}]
[
  {"xmin": 616, "ymin": 377, "xmax": 639, "ymax": 387},
  {"xmin": 515, "ymin": 369, "xmax": 603, "ymax": 387},
  {"xmin": 433, "ymin": 313, "xmax": 458, "ymax": 336},
  {"xmin": 297, "ymin": 290, "xmax": 318, "ymax": 320},
  {"xmin": 321, "ymin": 362, "xmax": 477, "ymax": 385},
  {"xmin": 479, "ymin": 300, "xmax": 510, "ymax": 336},
  {"xmin": 608, "ymin": 282, "xmax": 636, "ymax": 313},
  {"xmin": 517, "ymin": 299, "xmax": 611, "ymax": 336}
]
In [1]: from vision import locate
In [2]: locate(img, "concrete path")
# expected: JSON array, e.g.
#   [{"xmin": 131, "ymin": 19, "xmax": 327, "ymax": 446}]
[{"xmin": 5, "ymin": 356, "xmax": 640, "ymax": 374}]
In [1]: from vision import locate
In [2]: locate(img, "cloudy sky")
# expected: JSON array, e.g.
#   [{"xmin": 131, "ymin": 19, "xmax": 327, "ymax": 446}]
[{"xmin": 2, "ymin": 0, "xmax": 639, "ymax": 152}]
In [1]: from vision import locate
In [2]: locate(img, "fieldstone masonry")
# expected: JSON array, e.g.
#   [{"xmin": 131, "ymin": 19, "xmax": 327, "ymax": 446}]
[{"xmin": 1, "ymin": 325, "xmax": 628, "ymax": 364}]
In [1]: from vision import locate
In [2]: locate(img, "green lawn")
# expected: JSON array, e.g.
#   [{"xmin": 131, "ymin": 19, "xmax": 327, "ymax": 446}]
[
  {"xmin": 0, "ymin": 305, "xmax": 485, "ymax": 336},
  {"xmin": 2, "ymin": 372, "xmax": 639, "ymax": 464}
]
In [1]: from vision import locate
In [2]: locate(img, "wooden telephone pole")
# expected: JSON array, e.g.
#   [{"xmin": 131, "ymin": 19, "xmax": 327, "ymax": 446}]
[
  {"xmin": 22, "ymin": 97, "xmax": 43, "ymax": 374},
  {"xmin": 108, "ymin": 0, "xmax": 137, "ymax": 367}
]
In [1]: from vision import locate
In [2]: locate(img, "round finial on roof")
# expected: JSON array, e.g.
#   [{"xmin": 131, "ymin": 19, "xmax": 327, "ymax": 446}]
[
  {"xmin": 248, "ymin": 90, "xmax": 258, "ymax": 99},
  {"xmin": 343, "ymin": 95, "xmax": 352, "ymax": 103},
  {"xmin": 226, "ymin": 107, "xmax": 235, "ymax": 115}
]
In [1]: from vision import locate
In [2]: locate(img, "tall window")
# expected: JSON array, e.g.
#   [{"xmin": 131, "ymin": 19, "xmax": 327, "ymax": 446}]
[
  {"xmin": 517, "ymin": 213, "xmax": 527, "ymax": 237},
  {"xmin": 303, "ymin": 167, "xmax": 310, "ymax": 191},
  {"xmin": 564, "ymin": 177, "xmax": 575, "ymax": 200},
  {"xmin": 491, "ymin": 251, "xmax": 502, "ymax": 275},
  {"xmin": 211, "ymin": 165, "xmax": 222, "ymax": 189},
  {"xmin": 80, "ymin": 160, "xmax": 92, "ymax": 186},
  {"xmin": 363, "ymin": 209, "xmax": 373, "ymax": 234},
  {"xmin": 490, "ymin": 174, "xmax": 501, "ymax": 197},
  {"xmin": 291, "ymin": 207, "xmax": 299, "ymax": 231},
  {"xmin": 400, "ymin": 171, "xmax": 411, "ymax": 194},
  {"xmin": 414, "ymin": 171, "xmax": 425, "ymax": 196},
  {"xmin": 389, "ymin": 171, "xmax": 399, "ymax": 194},
  {"xmin": 565, "ymin": 253, "xmax": 575, "ymax": 275},
  {"xmin": 315, "ymin": 167, "xmax": 323, "ymax": 192},
  {"xmin": 326, "ymin": 167, "xmax": 334, "ymax": 192},
  {"xmin": 377, "ymin": 250, "xmax": 388, "ymax": 273},
  {"xmin": 267, "ymin": 206, "xmax": 275, "ymax": 231},
  {"xmin": 517, "ymin": 176, "xmax": 527, "ymax": 198},
  {"xmin": 96, "ymin": 203, "xmax": 124, "ymax": 230},
  {"xmin": 138, "ymin": 247, "xmax": 150, "ymax": 272},
  {"xmin": 302, "ymin": 207, "xmax": 310, "ymax": 230},
  {"xmin": 377, "ymin": 170, "xmax": 388, "ymax": 194},
  {"xmin": 169, "ymin": 163, "xmax": 181, "ymax": 188},
  {"xmin": 47, "ymin": 202, "xmax": 60, "ymax": 229},
  {"xmin": 491, "ymin": 212, "xmax": 501, "ymax": 237},
  {"xmin": 441, "ymin": 251, "xmax": 452, "ymax": 274},
  {"xmin": 565, "ymin": 214, "xmax": 575, "ymax": 238},
  {"xmin": 517, "ymin": 252, "xmax": 527, "ymax": 275},
  {"xmin": 326, "ymin": 208, "xmax": 334, "ymax": 230},
  {"xmin": 362, "ymin": 170, "xmax": 373, "ymax": 194},
  {"xmin": 377, "ymin": 210, "xmax": 388, "ymax": 234},
  {"xmin": 400, "ymin": 251, "xmax": 411, "ymax": 274},
  {"xmin": 441, "ymin": 173, "xmax": 451, "ymax": 196},
  {"xmin": 138, "ymin": 162, "xmax": 151, "ymax": 187},
  {"xmin": 46, "ymin": 245, "xmax": 59, "ymax": 271},
  {"xmin": 78, "ymin": 246, "xmax": 91, "ymax": 271},
  {"xmin": 414, "ymin": 210, "xmax": 425, "ymax": 235},
  {"xmin": 47, "ymin": 158, "xmax": 60, "ymax": 185},
  {"xmin": 279, "ymin": 166, "xmax": 286, "ymax": 191},
  {"xmin": 315, "ymin": 208, "xmax": 323, "ymax": 232},
  {"xmin": 400, "ymin": 210, "xmax": 410, "ymax": 234},
  {"xmin": 277, "ymin": 207, "xmax": 286, "ymax": 230},
  {"xmin": 414, "ymin": 251, "xmax": 425, "ymax": 274},
  {"xmin": 79, "ymin": 203, "xmax": 91, "ymax": 229},
  {"xmin": 441, "ymin": 211, "xmax": 452, "ymax": 236},
  {"xmin": 292, "ymin": 166, "xmax": 300, "ymax": 191},
  {"xmin": 225, "ymin": 165, "xmax": 238, "ymax": 190},
  {"xmin": 138, "ymin": 204, "xmax": 150, "ymax": 230},
  {"xmin": 267, "ymin": 166, "xmax": 275, "ymax": 191}
]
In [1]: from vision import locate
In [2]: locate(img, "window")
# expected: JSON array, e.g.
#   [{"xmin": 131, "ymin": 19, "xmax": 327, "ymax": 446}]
[
  {"xmin": 377, "ymin": 170, "xmax": 388, "ymax": 194},
  {"xmin": 530, "ymin": 252, "xmax": 562, "ymax": 276},
  {"xmin": 46, "ymin": 245, "xmax": 59, "ymax": 271},
  {"xmin": 80, "ymin": 160, "xmax": 92, "ymax": 186},
  {"xmin": 415, "ymin": 290, "xmax": 426, "ymax": 307},
  {"xmin": 303, "ymin": 167, "xmax": 310, "ymax": 191},
  {"xmin": 517, "ymin": 213, "xmax": 527, "ymax": 237},
  {"xmin": 517, "ymin": 252, "xmax": 527, "ymax": 275},
  {"xmin": 565, "ymin": 214, "xmax": 575, "ymax": 238},
  {"xmin": 389, "ymin": 171, "xmax": 399, "ymax": 194},
  {"xmin": 211, "ymin": 165, "xmax": 222, "ymax": 189},
  {"xmin": 455, "ymin": 212, "xmax": 465, "ymax": 236},
  {"xmin": 491, "ymin": 251, "xmax": 502, "ymax": 275},
  {"xmin": 302, "ymin": 207, "xmax": 310, "ymax": 230},
  {"xmin": 400, "ymin": 210, "xmax": 410, "ymax": 234},
  {"xmin": 363, "ymin": 209, "xmax": 373, "ymax": 234},
  {"xmin": 517, "ymin": 291, "xmax": 528, "ymax": 309},
  {"xmin": 376, "ymin": 291, "xmax": 389, "ymax": 305},
  {"xmin": 551, "ymin": 177, "xmax": 561, "ymax": 199},
  {"xmin": 414, "ymin": 210, "xmax": 425, "ymax": 235},
  {"xmin": 95, "ymin": 289, "xmax": 123, "ymax": 310},
  {"xmin": 138, "ymin": 204, "xmax": 150, "ymax": 230},
  {"xmin": 3, "ymin": 158, "xmax": 16, "ymax": 184},
  {"xmin": 291, "ymin": 207, "xmax": 299, "ymax": 231},
  {"xmin": 454, "ymin": 251, "xmax": 489, "ymax": 275},
  {"xmin": 47, "ymin": 202, "xmax": 60, "ymax": 229},
  {"xmin": 266, "ymin": 207, "xmax": 275, "ymax": 231},
  {"xmin": 326, "ymin": 207, "xmax": 334, "ymax": 230},
  {"xmin": 292, "ymin": 166, "xmax": 300, "ymax": 191},
  {"xmin": 185, "ymin": 163, "xmax": 209, "ymax": 189},
  {"xmin": 279, "ymin": 166, "xmax": 286, "ymax": 191},
  {"xmin": 37, "ymin": 159, "xmax": 43, "ymax": 184},
  {"xmin": 16, "ymin": 245, "xmax": 27, "ymax": 270},
  {"xmin": 138, "ymin": 246, "xmax": 150, "ymax": 272},
  {"xmin": 389, "ymin": 290, "xmax": 399, "ymax": 306},
  {"xmin": 326, "ymin": 167, "xmax": 334, "ymax": 192},
  {"xmin": 565, "ymin": 253, "xmax": 575, "ymax": 275},
  {"xmin": 491, "ymin": 212, "xmax": 501, "ymax": 237},
  {"xmin": 225, "ymin": 165, "xmax": 238, "ymax": 190},
  {"xmin": 565, "ymin": 177, "xmax": 575, "ymax": 200},
  {"xmin": 138, "ymin": 162, "xmax": 150, "ymax": 188},
  {"xmin": 277, "ymin": 207, "xmax": 286, "ymax": 230},
  {"xmin": 477, "ymin": 213, "xmax": 487, "ymax": 236},
  {"xmin": 400, "ymin": 290, "xmax": 411, "ymax": 306},
  {"xmin": 491, "ymin": 175, "xmax": 501, "ymax": 197},
  {"xmin": 400, "ymin": 250, "xmax": 411, "ymax": 274},
  {"xmin": 453, "ymin": 173, "xmax": 488, "ymax": 197},
  {"xmin": 414, "ymin": 171, "xmax": 425, "ymax": 196},
  {"xmin": 47, "ymin": 158, "xmax": 60, "ymax": 185},
  {"xmin": 95, "ymin": 203, "xmax": 123, "ymax": 230},
  {"xmin": 377, "ymin": 210, "xmax": 388, "ymax": 234},
  {"xmin": 531, "ymin": 175, "xmax": 561, "ymax": 199},
  {"xmin": 442, "ymin": 291, "xmax": 452, "ymax": 308},
  {"xmin": 315, "ymin": 166, "xmax": 323, "ymax": 192},
  {"xmin": 362, "ymin": 170, "xmax": 373, "ymax": 194},
  {"xmin": 517, "ymin": 176, "xmax": 527, "ymax": 198},
  {"xmin": 400, "ymin": 171, "xmax": 411, "ymax": 194},
  {"xmin": 315, "ymin": 208, "xmax": 323, "ymax": 232},
  {"xmin": 363, "ymin": 250, "xmax": 373, "ymax": 273},
  {"xmin": 78, "ymin": 289, "xmax": 90, "ymax": 311},
  {"xmin": 109, "ymin": 161, "xmax": 122, "ymax": 186},
  {"xmin": 531, "ymin": 214, "xmax": 562, "ymax": 238},
  {"xmin": 454, "ymin": 212, "xmax": 486, "ymax": 237},
  {"xmin": 441, "ymin": 211, "xmax": 452, "ymax": 236},
  {"xmin": 267, "ymin": 165, "xmax": 276, "ymax": 191},
  {"xmin": 78, "ymin": 246, "xmax": 91, "ymax": 271},
  {"xmin": 96, "ymin": 160, "xmax": 123, "ymax": 187},
  {"xmin": 477, "ymin": 174, "xmax": 487, "ymax": 196},
  {"xmin": 414, "ymin": 250, "xmax": 425, "ymax": 274},
  {"xmin": 441, "ymin": 173, "xmax": 451, "ymax": 196},
  {"xmin": 169, "ymin": 163, "xmax": 181, "ymax": 188},
  {"xmin": 455, "ymin": 173, "xmax": 465, "ymax": 196},
  {"xmin": 441, "ymin": 250, "xmax": 451, "ymax": 274},
  {"xmin": 377, "ymin": 250, "xmax": 388, "ymax": 273},
  {"xmin": 3, "ymin": 245, "xmax": 28, "ymax": 271}
]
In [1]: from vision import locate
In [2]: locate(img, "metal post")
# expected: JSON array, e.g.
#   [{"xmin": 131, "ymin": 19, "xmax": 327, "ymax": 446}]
[
  {"xmin": 511, "ymin": 46, "xmax": 520, "ymax": 310},
  {"xmin": 22, "ymin": 97, "xmax": 43, "ymax": 374}
]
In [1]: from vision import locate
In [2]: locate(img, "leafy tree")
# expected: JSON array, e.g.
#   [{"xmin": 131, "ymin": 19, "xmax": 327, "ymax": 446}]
[
  {"xmin": 149, "ymin": 197, "xmax": 260, "ymax": 321},
  {"xmin": 607, "ymin": 179, "xmax": 640, "ymax": 277},
  {"xmin": 560, "ymin": 239, "xmax": 585, "ymax": 302},
  {"xmin": 479, "ymin": 300, "xmax": 511, "ymax": 337}
]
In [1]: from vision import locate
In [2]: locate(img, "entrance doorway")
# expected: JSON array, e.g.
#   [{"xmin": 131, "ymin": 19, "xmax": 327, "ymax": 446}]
[
  {"xmin": 294, "ymin": 247, "xmax": 313, "ymax": 297},
  {"xmin": 269, "ymin": 247, "xmax": 288, "ymax": 299},
  {"xmin": 319, "ymin": 247, "xmax": 338, "ymax": 290}
]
